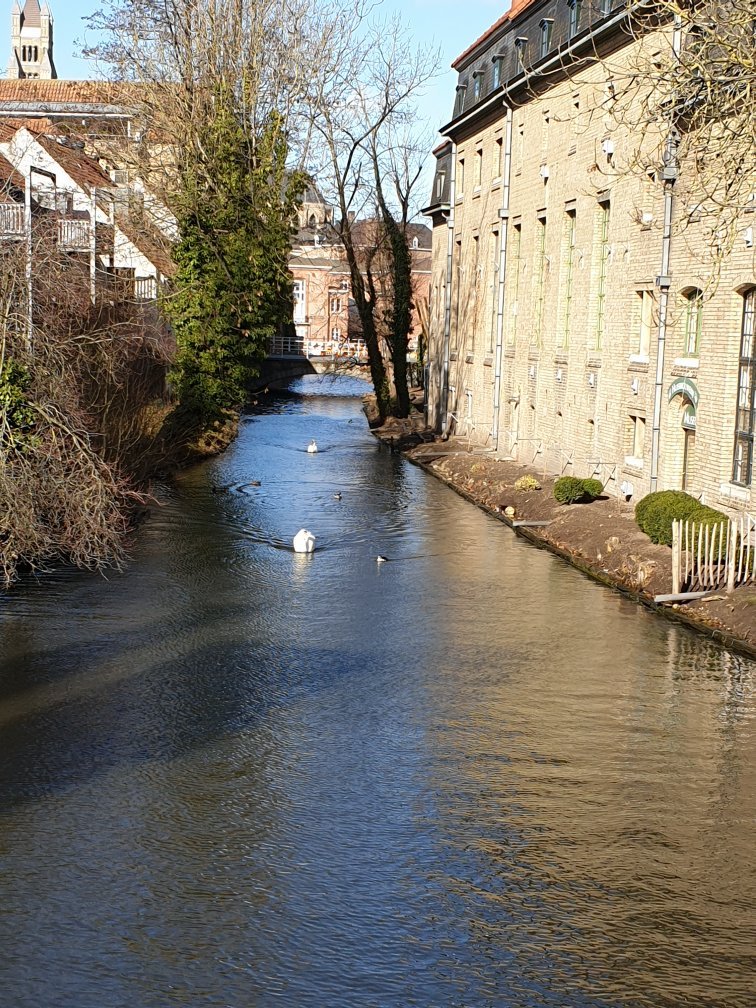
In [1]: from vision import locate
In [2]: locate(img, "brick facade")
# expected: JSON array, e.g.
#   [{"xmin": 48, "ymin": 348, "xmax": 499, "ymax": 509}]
[{"xmin": 424, "ymin": 2, "xmax": 755, "ymax": 512}]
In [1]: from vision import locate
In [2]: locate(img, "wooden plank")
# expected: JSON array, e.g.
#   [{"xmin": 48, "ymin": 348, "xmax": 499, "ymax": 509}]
[{"xmin": 654, "ymin": 591, "xmax": 721, "ymax": 603}]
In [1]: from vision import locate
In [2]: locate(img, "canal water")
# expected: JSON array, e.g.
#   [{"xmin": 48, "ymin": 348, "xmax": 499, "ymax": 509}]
[{"xmin": 0, "ymin": 376, "xmax": 754, "ymax": 1008}]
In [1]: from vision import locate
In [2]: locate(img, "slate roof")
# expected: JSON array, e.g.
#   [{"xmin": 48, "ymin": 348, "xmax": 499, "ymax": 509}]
[{"xmin": 451, "ymin": 0, "xmax": 538, "ymax": 69}]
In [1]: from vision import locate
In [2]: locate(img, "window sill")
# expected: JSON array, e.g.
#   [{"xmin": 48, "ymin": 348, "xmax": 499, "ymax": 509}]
[
  {"xmin": 628, "ymin": 354, "xmax": 649, "ymax": 365},
  {"xmin": 483, "ymin": 354, "xmax": 494, "ymax": 367},
  {"xmin": 491, "ymin": 177, "xmax": 502, "ymax": 189},
  {"xmin": 624, "ymin": 456, "xmax": 644, "ymax": 470},
  {"xmin": 719, "ymin": 482, "xmax": 750, "ymax": 502},
  {"xmin": 673, "ymin": 356, "xmax": 699, "ymax": 368}
]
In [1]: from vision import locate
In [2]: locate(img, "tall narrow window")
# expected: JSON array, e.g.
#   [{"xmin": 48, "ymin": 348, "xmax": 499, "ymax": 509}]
[
  {"xmin": 683, "ymin": 288, "xmax": 703, "ymax": 356},
  {"xmin": 292, "ymin": 280, "xmax": 306, "ymax": 323},
  {"xmin": 561, "ymin": 209, "xmax": 576, "ymax": 347},
  {"xmin": 516, "ymin": 123, "xmax": 525, "ymax": 175},
  {"xmin": 732, "ymin": 289, "xmax": 756, "ymax": 484},
  {"xmin": 630, "ymin": 415, "xmax": 646, "ymax": 460},
  {"xmin": 534, "ymin": 213, "xmax": 547, "ymax": 347},
  {"xmin": 454, "ymin": 83, "xmax": 467, "ymax": 116},
  {"xmin": 568, "ymin": 0, "xmax": 583, "ymax": 38},
  {"xmin": 494, "ymin": 137, "xmax": 503, "ymax": 180},
  {"xmin": 489, "ymin": 228, "xmax": 500, "ymax": 353},
  {"xmin": 595, "ymin": 200, "xmax": 610, "ymax": 350},
  {"xmin": 637, "ymin": 290, "xmax": 653, "ymax": 358},
  {"xmin": 470, "ymin": 234, "xmax": 480, "ymax": 351},
  {"xmin": 472, "ymin": 72, "xmax": 482, "ymax": 102},
  {"xmin": 492, "ymin": 55, "xmax": 502, "ymax": 89},
  {"xmin": 541, "ymin": 110, "xmax": 550, "ymax": 162},
  {"xmin": 540, "ymin": 19, "xmax": 554, "ymax": 58},
  {"xmin": 453, "ymin": 239, "xmax": 462, "ymax": 350},
  {"xmin": 474, "ymin": 147, "xmax": 483, "ymax": 189},
  {"xmin": 508, "ymin": 222, "xmax": 522, "ymax": 345},
  {"xmin": 457, "ymin": 157, "xmax": 465, "ymax": 196}
]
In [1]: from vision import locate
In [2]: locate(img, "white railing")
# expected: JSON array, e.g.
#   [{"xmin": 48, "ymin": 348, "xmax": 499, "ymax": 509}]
[
  {"xmin": 0, "ymin": 203, "xmax": 24, "ymax": 236},
  {"xmin": 134, "ymin": 276, "xmax": 157, "ymax": 301},
  {"xmin": 671, "ymin": 513, "xmax": 756, "ymax": 595},
  {"xmin": 57, "ymin": 219, "xmax": 90, "ymax": 251}
]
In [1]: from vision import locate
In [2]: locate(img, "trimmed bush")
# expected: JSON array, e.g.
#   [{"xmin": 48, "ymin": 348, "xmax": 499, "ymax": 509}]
[
  {"xmin": 634, "ymin": 490, "xmax": 728, "ymax": 547},
  {"xmin": 553, "ymin": 476, "xmax": 604, "ymax": 505}
]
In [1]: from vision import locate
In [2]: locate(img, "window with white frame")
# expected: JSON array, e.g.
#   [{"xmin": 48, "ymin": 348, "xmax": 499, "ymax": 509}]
[
  {"xmin": 292, "ymin": 279, "xmax": 306, "ymax": 322},
  {"xmin": 683, "ymin": 288, "xmax": 703, "ymax": 356},
  {"xmin": 330, "ymin": 295, "xmax": 342, "ymax": 313}
]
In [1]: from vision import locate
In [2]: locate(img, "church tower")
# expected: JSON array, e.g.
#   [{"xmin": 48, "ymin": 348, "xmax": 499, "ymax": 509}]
[{"xmin": 7, "ymin": 1, "xmax": 57, "ymax": 79}]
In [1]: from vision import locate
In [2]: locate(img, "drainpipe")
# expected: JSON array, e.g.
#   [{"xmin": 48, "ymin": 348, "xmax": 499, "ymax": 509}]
[
  {"xmin": 649, "ymin": 15, "xmax": 683, "ymax": 493},
  {"xmin": 440, "ymin": 141, "xmax": 456, "ymax": 433},
  {"xmin": 492, "ymin": 105, "xmax": 513, "ymax": 450}
]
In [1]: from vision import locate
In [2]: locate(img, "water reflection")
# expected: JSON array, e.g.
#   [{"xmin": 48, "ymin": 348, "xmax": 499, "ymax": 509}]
[{"xmin": 0, "ymin": 376, "xmax": 754, "ymax": 1007}]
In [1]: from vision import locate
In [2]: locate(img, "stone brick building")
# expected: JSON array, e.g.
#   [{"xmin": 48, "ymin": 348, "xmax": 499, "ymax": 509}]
[{"xmin": 424, "ymin": 0, "xmax": 755, "ymax": 511}]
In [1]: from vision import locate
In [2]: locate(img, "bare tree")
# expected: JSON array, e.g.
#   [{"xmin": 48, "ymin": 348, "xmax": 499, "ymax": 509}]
[{"xmin": 304, "ymin": 12, "xmax": 439, "ymax": 420}]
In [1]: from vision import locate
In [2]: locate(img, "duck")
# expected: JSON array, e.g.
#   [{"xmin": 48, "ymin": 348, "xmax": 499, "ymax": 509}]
[
  {"xmin": 333, "ymin": 492, "xmax": 342, "ymax": 501},
  {"xmin": 307, "ymin": 440, "xmax": 319, "ymax": 454},
  {"xmin": 375, "ymin": 555, "xmax": 388, "ymax": 564},
  {"xmin": 293, "ymin": 529, "xmax": 316, "ymax": 553}
]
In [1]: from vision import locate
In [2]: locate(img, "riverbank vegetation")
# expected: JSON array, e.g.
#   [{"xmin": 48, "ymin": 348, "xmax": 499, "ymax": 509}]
[{"xmin": 0, "ymin": 0, "xmax": 436, "ymax": 584}]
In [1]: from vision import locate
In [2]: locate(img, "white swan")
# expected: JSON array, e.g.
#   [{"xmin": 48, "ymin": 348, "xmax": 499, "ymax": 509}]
[
  {"xmin": 293, "ymin": 529, "xmax": 316, "ymax": 553},
  {"xmin": 307, "ymin": 440, "xmax": 318, "ymax": 454}
]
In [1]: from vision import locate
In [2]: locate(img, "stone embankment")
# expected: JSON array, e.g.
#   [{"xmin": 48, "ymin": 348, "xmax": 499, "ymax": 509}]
[{"xmin": 368, "ymin": 405, "xmax": 756, "ymax": 660}]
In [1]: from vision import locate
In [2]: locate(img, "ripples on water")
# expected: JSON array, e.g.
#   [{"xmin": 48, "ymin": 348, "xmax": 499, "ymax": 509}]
[{"xmin": 0, "ymin": 375, "xmax": 754, "ymax": 1008}]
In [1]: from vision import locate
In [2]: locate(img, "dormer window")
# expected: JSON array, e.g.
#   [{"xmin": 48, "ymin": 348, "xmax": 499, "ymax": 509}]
[
  {"xmin": 568, "ymin": 0, "xmax": 583, "ymax": 38},
  {"xmin": 472, "ymin": 70, "xmax": 483, "ymax": 102},
  {"xmin": 454, "ymin": 81, "xmax": 468, "ymax": 115},
  {"xmin": 491, "ymin": 53, "xmax": 504, "ymax": 89},
  {"xmin": 539, "ymin": 19, "xmax": 554, "ymax": 59},
  {"xmin": 514, "ymin": 37, "xmax": 528, "ymax": 65}
]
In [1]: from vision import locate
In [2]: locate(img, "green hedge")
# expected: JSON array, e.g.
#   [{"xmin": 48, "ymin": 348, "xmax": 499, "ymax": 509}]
[
  {"xmin": 634, "ymin": 490, "xmax": 728, "ymax": 547},
  {"xmin": 553, "ymin": 476, "xmax": 604, "ymax": 505}
]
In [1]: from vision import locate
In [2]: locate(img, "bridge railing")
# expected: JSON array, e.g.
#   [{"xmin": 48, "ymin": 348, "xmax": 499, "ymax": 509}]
[{"xmin": 269, "ymin": 333, "xmax": 306, "ymax": 357}]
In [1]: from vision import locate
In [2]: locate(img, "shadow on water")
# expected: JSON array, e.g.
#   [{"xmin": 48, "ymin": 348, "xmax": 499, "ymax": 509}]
[{"xmin": 0, "ymin": 375, "xmax": 754, "ymax": 1008}]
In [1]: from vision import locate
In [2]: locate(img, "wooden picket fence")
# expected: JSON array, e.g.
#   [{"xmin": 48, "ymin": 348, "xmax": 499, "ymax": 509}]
[{"xmin": 671, "ymin": 513, "xmax": 756, "ymax": 595}]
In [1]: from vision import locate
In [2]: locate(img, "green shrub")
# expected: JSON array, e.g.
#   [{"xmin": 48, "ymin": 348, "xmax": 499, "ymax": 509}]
[
  {"xmin": 582, "ymin": 478, "xmax": 604, "ymax": 500},
  {"xmin": 514, "ymin": 474, "xmax": 541, "ymax": 491},
  {"xmin": 553, "ymin": 476, "xmax": 604, "ymax": 505},
  {"xmin": 634, "ymin": 490, "xmax": 727, "ymax": 546}
]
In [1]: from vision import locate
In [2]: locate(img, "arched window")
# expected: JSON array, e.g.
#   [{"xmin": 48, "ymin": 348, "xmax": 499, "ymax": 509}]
[
  {"xmin": 308, "ymin": 213, "xmax": 317, "ymax": 228},
  {"xmin": 732, "ymin": 287, "xmax": 756, "ymax": 484},
  {"xmin": 683, "ymin": 287, "xmax": 703, "ymax": 355}
]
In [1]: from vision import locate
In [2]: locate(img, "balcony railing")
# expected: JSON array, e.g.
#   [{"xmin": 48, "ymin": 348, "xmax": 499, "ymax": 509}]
[
  {"xmin": 57, "ymin": 219, "xmax": 90, "ymax": 251},
  {"xmin": 0, "ymin": 203, "xmax": 24, "ymax": 236}
]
